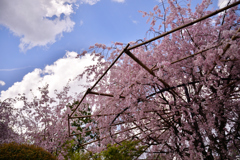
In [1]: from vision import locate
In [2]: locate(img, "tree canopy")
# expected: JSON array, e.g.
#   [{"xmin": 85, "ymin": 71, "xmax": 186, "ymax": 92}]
[{"xmin": 71, "ymin": 0, "xmax": 240, "ymax": 159}]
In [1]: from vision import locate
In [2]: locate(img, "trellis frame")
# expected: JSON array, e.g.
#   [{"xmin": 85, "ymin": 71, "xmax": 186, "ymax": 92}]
[{"xmin": 68, "ymin": 1, "xmax": 240, "ymax": 146}]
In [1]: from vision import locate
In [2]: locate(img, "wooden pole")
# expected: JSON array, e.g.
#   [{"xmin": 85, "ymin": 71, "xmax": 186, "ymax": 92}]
[
  {"xmin": 68, "ymin": 114, "xmax": 70, "ymax": 137},
  {"xmin": 124, "ymin": 49, "xmax": 155, "ymax": 76},
  {"xmin": 88, "ymin": 90, "xmax": 125, "ymax": 98}
]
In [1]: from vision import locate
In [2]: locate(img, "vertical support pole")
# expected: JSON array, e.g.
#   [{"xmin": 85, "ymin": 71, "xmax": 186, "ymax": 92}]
[{"xmin": 68, "ymin": 114, "xmax": 70, "ymax": 137}]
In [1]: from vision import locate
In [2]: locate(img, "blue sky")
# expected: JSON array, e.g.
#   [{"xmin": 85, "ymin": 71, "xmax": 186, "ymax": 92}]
[{"xmin": 0, "ymin": 0, "xmax": 227, "ymax": 101}]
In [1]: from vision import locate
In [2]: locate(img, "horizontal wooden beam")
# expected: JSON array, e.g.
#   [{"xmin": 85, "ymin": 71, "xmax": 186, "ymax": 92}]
[
  {"xmin": 124, "ymin": 49, "xmax": 155, "ymax": 76},
  {"xmin": 88, "ymin": 91, "xmax": 125, "ymax": 98},
  {"xmin": 69, "ymin": 109, "xmax": 173, "ymax": 119},
  {"xmin": 76, "ymin": 121, "xmax": 152, "ymax": 147}
]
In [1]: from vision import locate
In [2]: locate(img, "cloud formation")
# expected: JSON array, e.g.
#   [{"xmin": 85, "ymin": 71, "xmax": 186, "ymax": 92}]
[
  {"xmin": 132, "ymin": 20, "xmax": 138, "ymax": 24},
  {"xmin": 112, "ymin": 0, "xmax": 125, "ymax": 3},
  {"xmin": 0, "ymin": 0, "xmax": 77, "ymax": 52},
  {"xmin": 0, "ymin": 52, "xmax": 97, "ymax": 101},
  {"xmin": 80, "ymin": 0, "xmax": 100, "ymax": 5},
  {"xmin": 80, "ymin": 20, "xmax": 84, "ymax": 26},
  {"xmin": 0, "ymin": 81, "xmax": 5, "ymax": 86},
  {"xmin": 0, "ymin": 66, "xmax": 32, "ymax": 72},
  {"xmin": 218, "ymin": 0, "xmax": 233, "ymax": 8}
]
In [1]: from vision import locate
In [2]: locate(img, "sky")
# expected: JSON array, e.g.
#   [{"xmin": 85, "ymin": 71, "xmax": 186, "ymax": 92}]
[{"xmin": 0, "ymin": 0, "xmax": 230, "ymax": 102}]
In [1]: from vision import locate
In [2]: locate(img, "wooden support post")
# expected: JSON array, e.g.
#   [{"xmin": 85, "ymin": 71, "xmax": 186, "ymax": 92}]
[{"xmin": 68, "ymin": 114, "xmax": 70, "ymax": 137}]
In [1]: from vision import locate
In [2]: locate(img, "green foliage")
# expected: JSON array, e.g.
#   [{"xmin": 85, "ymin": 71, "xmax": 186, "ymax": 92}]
[
  {"xmin": 67, "ymin": 102, "xmax": 99, "ymax": 152},
  {"xmin": 0, "ymin": 142, "xmax": 57, "ymax": 160},
  {"xmin": 65, "ymin": 102, "xmax": 99, "ymax": 159},
  {"xmin": 68, "ymin": 151, "xmax": 91, "ymax": 160},
  {"xmin": 67, "ymin": 150, "xmax": 101, "ymax": 160},
  {"xmin": 67, "ymin": 102, "xmax": 145, "ymax": 160},
  {"xmin": 101, "ymin": 140, "xmax": 146, "ymax": 160},
  {"xmin": 66, "ymin": 140, "xmax": 146, "ymax": 160}
]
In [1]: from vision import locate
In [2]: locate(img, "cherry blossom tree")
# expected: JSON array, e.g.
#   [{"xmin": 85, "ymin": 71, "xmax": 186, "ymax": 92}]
[
  {"xmin": 1, "ymin": 0, "xmax": 240, "ymax": 160},
  {"xmin": 71, "ymin": 0, "xmax": 240, "ymax": 159},
  {"xmin": 0, "ymin": 98, "xmax": 20, "ymax": 144},
  {"xmin": 1, "ymin": 85, "xmax": 76, "ymax": 159},
  {"xmin": 0, "ymin": 84, "xmax": 97, "ymax": 159}
]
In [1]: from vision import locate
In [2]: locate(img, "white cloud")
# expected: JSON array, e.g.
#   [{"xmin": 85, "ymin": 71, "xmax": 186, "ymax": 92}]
[
  {"xmin": 112, "ymin": 0, "xmax": 125, "ymax": 3},
  {"xmin": 80, "ymin": 0, "xmax": 100, "ymax": 5},
  {"xmin": 129, "ymin": 16, "xmax": 138, "ymax": 24},
  {"xmin": 132, "ymin": 20, "xmax": 138, "ymax": 24},
  {"xmin": 0, "ymin": 66, "xmax": 32, "ymax": 71},
  {"xmin": 0, "ymin": 0, "xmax": 77, "ymax": 52},
  {"xmin": 0, "ymin": 81, "xmax": 5, "ymax": 86},
  {"xmin": 80, "ymin": 20, "xmax": 84, "ymax": 26},
  {"xmin": 218, "ymin": 0, "xmax": 233, "ymax": 8},
  {"xmin": 0, "ymin": 52, "xmax": 97, "ymax": 102}
]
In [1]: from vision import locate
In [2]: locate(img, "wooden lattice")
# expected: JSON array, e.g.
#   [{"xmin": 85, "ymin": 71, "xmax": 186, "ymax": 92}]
[{"xmin": 68, "ymin": 1, "xmax": 240, "ymax": 156}]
